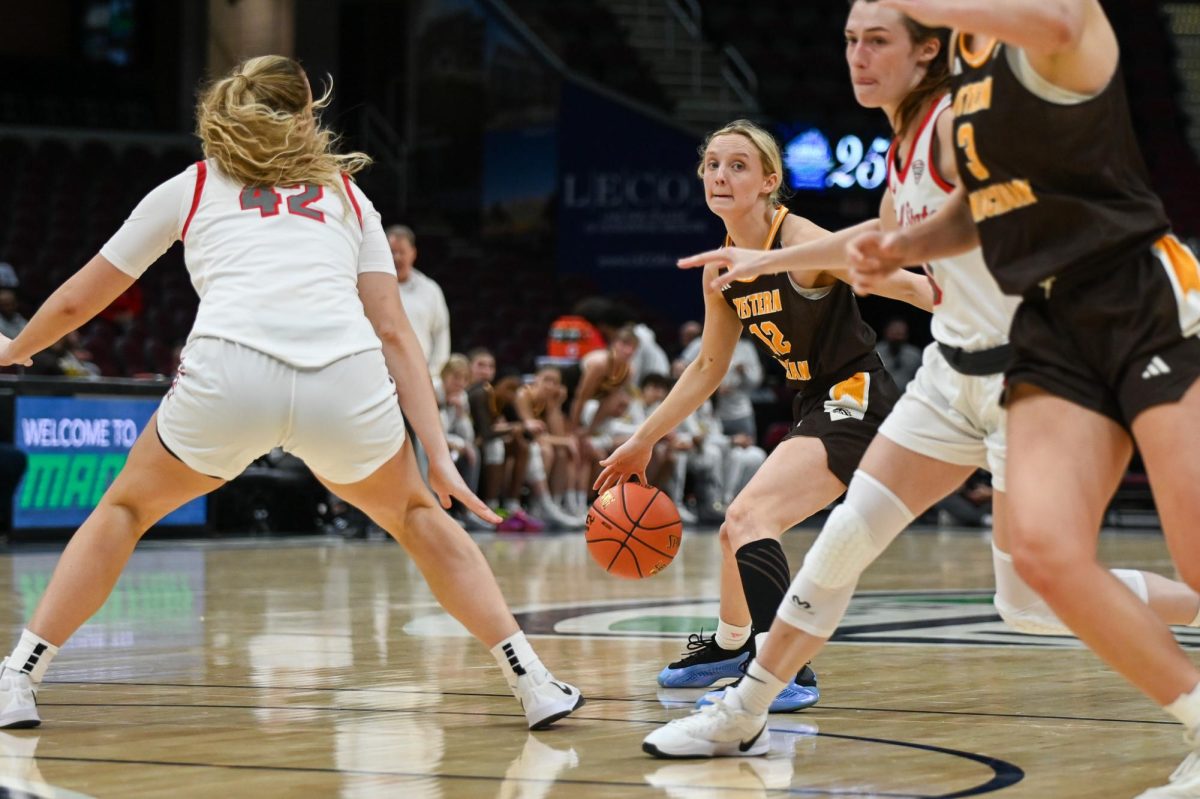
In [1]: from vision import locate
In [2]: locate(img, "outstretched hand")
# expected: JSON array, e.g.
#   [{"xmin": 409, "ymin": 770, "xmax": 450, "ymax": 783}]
[
  {"xmin": 845, "ymin": 230, "xmax": 914, "ymax": 295},
  {"xmin": 0, "ymin": 335, "xmax": 31, "ymax": 367},
  {"xmin": 430, "ymin": 458, "xmax": 502, "ymax": 525},
  {"xmin": 677, "ymin": 247, "xmax": 766, "ymax": 292}
]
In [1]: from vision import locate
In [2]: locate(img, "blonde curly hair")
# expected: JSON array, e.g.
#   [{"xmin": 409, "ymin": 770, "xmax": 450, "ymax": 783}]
[{"xmin": 196, "ymin": 55, "xmax": 370, "ymax": 206}]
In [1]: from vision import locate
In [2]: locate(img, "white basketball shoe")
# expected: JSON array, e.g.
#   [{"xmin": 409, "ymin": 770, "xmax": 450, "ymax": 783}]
[
  {"xmin": 0, "ymin": 660, "xmax": 39, "ymax": 729},
  {"xmin": 643, "ymin": 689, "xmax": 769, "ymax": 758},
  {"xmin": 1136, "ymin": 733, "xmax": 1200, "ymax": 798},
  {"xmin": 515, "ymin": 670, "xmax": 584, "ymax": 730}
]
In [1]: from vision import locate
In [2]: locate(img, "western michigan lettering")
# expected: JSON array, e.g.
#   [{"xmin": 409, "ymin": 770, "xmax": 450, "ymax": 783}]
[
  {"xmin": 731, "ymin": 289, "xmax": 783, "ymax": 320},
  {"xmin": 969, "ymin": 179, "xmax": 1038, "ymax": 222},
  {"xmin": 953, "ymin": 77, "xmax": 993, "ymax": 117}
]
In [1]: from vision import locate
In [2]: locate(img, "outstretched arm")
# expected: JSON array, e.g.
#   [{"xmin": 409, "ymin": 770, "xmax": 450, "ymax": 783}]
[
  {"xmin": 879, "ymin": 0, "xmax": 1087, "ymax": 54},
  {"xmin": 679, "ymin": 219, "xmax": 881, "ymax": 291},
  {"xmin": 1, "ymin": 256, "xmax": 134, "ymax": 366},
  {"xmin": 882, "ymin": 0, "xmax": 1116, "ymax": 94},
  {"xmin": 847, "ymin": 184, "xmax": 978, "ymax": 294}
]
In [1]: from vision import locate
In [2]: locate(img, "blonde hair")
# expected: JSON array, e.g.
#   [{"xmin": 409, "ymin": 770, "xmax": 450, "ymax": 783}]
[
  {"xmin": 196, "ymin": 55, "xmax": 371, "ymax": 205},
  {"xmin": 697, "ymin": 119, "xmax": 788, "ymax": 206},
  {"xmin": 441, "ymin": 353, "xmax": 470, "ymax": 381}
]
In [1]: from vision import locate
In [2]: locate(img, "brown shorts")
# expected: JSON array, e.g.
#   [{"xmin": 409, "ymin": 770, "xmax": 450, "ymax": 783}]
[
  {"xmin": 1006, "ymin": 235, "xmax": 1200, "ymax": 428},
  {"xmin": 784, "ymin": 366, "xmax": 900, "ymax": 485}
]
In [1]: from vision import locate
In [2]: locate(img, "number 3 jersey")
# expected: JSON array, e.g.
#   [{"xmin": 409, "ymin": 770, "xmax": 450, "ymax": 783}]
[
  {"xmin": 719, "ymin": 207, "xmax": 882, "ymax": 393},
  {"xmin": 100, "ymin": 160, "xmax": 395, "ymax": 368},
  {"xmin": 949, "ymin": 36, "xmax": 1169, "ymax": 296}
]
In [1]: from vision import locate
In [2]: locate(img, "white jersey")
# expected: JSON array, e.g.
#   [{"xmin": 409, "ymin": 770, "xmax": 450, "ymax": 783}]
[
  {"xmin": 101, "ymin": 160, "xmax": 395, "ymax": 368},
  {"xmin": 888, "ymin": 94, "xmax": 1018, "ymax": 351}
]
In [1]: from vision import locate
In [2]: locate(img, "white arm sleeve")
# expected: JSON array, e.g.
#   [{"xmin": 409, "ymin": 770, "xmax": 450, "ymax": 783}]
[
  {"xmin": 99, "ymin": 166, "xmax": 195, "ymax": 278},
  {"xmin": 353, "ymin": 187, "xmax": 396, "ymax": 276}
]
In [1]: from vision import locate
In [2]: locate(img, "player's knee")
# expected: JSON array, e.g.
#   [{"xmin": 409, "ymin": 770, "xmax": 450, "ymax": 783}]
[
  {"xmin": 1007, "ymin": 531, "xmax": 1078, "ymax": 597},
  {"xmin": 718, "ymin": 500, "xmax": 765, "ymax": 552},
  {"xmin": 799, "ymin": 502, "xmax": 881, "ymax": 589}
]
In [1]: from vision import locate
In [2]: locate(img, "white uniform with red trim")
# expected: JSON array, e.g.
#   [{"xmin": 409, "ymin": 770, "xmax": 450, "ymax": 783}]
[
  {"xmin": 877, "ymin": 95, "xmax": 1020, "ymax": 490},
  {"xmin": 99, "ymin": 160, "xmax": 405, "ymax": 482}
]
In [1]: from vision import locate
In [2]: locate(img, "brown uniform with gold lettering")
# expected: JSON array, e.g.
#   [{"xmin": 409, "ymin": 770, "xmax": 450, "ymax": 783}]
[
  {"xmin": 951, "ymin": 35, "xmax": 1200, "ymax": 425},
  {"xmin": 720, "ymin": 207, "xmax": 899, "ymax": 483}
]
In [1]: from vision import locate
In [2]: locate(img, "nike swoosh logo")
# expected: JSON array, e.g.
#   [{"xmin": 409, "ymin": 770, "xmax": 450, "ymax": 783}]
[
  {"xmin": 550, "ymin": 681, "xmax": 573, "ymax": 696},
  {"xmin": 739, "ymin": 723, "xmax": 766, "ymax": 752}
]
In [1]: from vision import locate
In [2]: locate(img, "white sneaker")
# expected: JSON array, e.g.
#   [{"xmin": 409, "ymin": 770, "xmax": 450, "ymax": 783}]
[
  {"xmin": 0, "ymin": 661, "xmax": 39, "ymax": 729},
  {"xmin": 1136, "ymin": 734, "xmax": 1200, "ymax": 798},
  {"xmin": 515, "ymin": 671, "xmax": 584, "ymax": 730},
  {"xmin": 535, "ymin": 499, "xmax": 584, "ymax": 530},
  {"xmin": 643, "ymin": 690, "xmax": 769, "ymax": 758}
]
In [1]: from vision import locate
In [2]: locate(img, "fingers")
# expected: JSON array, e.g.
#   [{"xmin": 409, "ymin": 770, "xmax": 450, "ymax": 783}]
[
  {"xmin": 709, "ymin": 272, "xmax": 735, "ymax": 292},
  {"xmin": 459, "ymin": 489, "xmax": 502, "ymax": 525},
  {"xmin": 677, "ymin": 249, "xmax": 729, "ymax": 269}
]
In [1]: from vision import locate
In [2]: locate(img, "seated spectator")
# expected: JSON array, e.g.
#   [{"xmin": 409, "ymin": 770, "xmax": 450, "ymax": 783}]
[
  {"xmin": 677, "ymin": 329, "xmax": 764, "ymax": 440},
  {"xmin": 515, "ymin": 367, "xmax": 589, "ymax": 521},
  {"xmin": 570, "ymin": 325, "xmax": 639, "ymax": 441},
  {"xmin": 439, "ymin": 354, "xmax": 480, "ymax": 503},
  {"xmin": 0, "ymin": 290, "xmax": 27, "ymax": 340},
  {"xmin": 468, "ymin": 360, "xmax": 541, "ymax": 531},
  {"xmin": 877, "ymin": 317, "xmax": 921, "ymax": 391},
  {"xmin": 934, "ymin": 471, "xmax": 994, "ymax": 527}
]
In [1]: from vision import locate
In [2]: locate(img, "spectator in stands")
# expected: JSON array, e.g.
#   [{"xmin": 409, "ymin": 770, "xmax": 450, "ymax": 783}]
[
  {"xmin": 574, "ymin": 296, "xmax": 669, "ymax": 383},
  {"xmin": 934, "ymin": 472, "xmax": 994, "ymax": 528},
  {"xmin": 513, "ymin": 367, "xmax": 586, "ymax": 525},
  {"xmin": 570, "ymin": 325, "xmax": 639, "ymax": 444},
  {"xmin": 678, "ymin": 320, "xmax": 702, "ymax": 356},
  {"xmin": 0, "ymin": 290, "xmax": 26, "ymax": 341},
  {"xmin": 678, "ymin": 329, "xmax": 763, "ymax": 440},
  {"xmin": 388, "ymin": 225, "xmax": 450, "ymax": 378},
  {"xmin": 0, "ymin": 263, "xmax": 19, "ymax": 289},
  {"xmin": 468, "ymin": 362, "xmax": 541, "ymax": 531},
  {"xmin": 28, "ymin": 335, "xmax": 98, "ymax": 378},
  {"xmin": 876, "ymin": 317, "xmax": 921, "ymax": 391},
  {"xmin": 439, "ymin": 354, "xmax": 480, "ymax": 497}
]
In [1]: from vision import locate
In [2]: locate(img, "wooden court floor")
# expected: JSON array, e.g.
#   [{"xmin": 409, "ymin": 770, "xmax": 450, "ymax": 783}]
[{"xmin": 0, "ymin": 525, "xmax": 1194, "ymax": 798}]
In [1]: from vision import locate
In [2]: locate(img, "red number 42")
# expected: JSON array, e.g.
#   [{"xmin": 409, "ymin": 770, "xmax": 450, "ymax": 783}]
[{"xmin": 239, "ymin": 185, "xmax": 325, "ymax": 223}]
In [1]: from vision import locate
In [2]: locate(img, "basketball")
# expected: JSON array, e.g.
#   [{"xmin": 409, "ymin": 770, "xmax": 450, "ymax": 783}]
[{"xmin": 585, "ymin": 482, "xmax": 683, "ymax": 579}]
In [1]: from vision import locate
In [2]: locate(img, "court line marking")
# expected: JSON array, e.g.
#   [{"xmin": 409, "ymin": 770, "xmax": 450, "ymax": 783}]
[
  {"xmin": 6, "ymin": 716, "xmax": 1022, "ymax": 797},
  {"xmin": 46, "ymin": 681, "xmax": 1178, "ymax": 728}
]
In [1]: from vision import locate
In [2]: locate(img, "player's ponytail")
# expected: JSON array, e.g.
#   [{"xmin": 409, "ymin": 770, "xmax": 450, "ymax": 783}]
[{"xmin": 196, "ymin": 55, "xmax": 370, "ymax": 207}]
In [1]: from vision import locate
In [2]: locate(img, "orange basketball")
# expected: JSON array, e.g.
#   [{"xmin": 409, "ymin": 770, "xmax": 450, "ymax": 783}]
[{"xmin": 585, "ymin": 482, "xmax": 683, "ymax": 579}]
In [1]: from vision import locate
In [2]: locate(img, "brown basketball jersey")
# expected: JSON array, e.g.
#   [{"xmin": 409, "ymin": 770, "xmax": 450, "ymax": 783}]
[
  {"xmin": 720, "ymin": 207, "xmax": 881, "ymax": 392},
  {"xmin": 950, "ymin": 35, "xmax": 1170, "ymax": 295}
]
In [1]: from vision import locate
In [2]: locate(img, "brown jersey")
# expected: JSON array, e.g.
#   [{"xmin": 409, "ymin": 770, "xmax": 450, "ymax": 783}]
[
  {"xmin": 720, "ymin": 207, "xmax": 881, "ymax": 392},
  {"xmin": 950, "ymin": 35, "xmax": 1170, "ymax": 295}
]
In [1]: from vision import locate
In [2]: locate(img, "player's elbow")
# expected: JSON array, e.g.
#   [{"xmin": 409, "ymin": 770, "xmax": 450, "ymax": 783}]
[{"xmin": 371, "ymin": 319, "xmax": 405, "ymax": 347}]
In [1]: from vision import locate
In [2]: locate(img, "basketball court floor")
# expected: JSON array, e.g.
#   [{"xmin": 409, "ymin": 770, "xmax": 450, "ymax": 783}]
[{"xmin": 0, "ymin": 524, "xmax": 1193, "ymax": 798}]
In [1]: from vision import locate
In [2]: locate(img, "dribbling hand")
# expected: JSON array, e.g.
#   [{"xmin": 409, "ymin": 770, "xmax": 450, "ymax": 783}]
[
  {"xmin": 0, "ymin": 336, "xmax": 32, "ymax": 367},
  {"xmin": 429, "ymin": 458, "xmax": 502, "ymax": 525},
  {"xmin": 846, "ymin": 230, "xmax": 912, "ymax": 295},
  {"xmin": 593, "ymin": 437, "xmax": 652, "ymax": 495}
]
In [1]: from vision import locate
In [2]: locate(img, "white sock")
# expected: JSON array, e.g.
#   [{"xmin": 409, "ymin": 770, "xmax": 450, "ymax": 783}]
[
  {"xmin": 735, "ymin": 659, "xmax": 785, "ymax": 716},
  {"xmin": 715, "ymin": 619, "xmax": 751, "ymax": 651},
  {"xmin": 490, "ymin": 631, "xmax": 544, "ymax": 689},
  {"xmin": 572, "ymin": 491, "xmax": 587, "ymax": 509},
  {"xmin": 1165, "ymin": 682, "xmax": 1200, "ymax": 737},
  {"xmin": 503, "ymin": 499, "xmax": 521, "ymax": 513},
  {"xmin": 8, "ymin": 630, "xmax": 59, "ymax": 684}
]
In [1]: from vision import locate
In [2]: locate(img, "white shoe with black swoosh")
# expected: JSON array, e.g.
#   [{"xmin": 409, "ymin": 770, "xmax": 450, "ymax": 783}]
[
  {"xmin": 642, "ymin": 690, "xmax": 770, "ymax": 759},
  {"xmin": 515, "ymin": 670, "xmax": 584, "ymax": 730}
]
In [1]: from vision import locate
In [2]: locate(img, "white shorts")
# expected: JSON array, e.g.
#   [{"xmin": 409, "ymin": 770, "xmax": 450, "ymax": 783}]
[
  {"xmin": 158, "ymin": 337, "xmax": 405, "ymax": 484},
  {"xmin": 877, "ymin": 342, "xmax": 1008, "ymax": 491}
]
